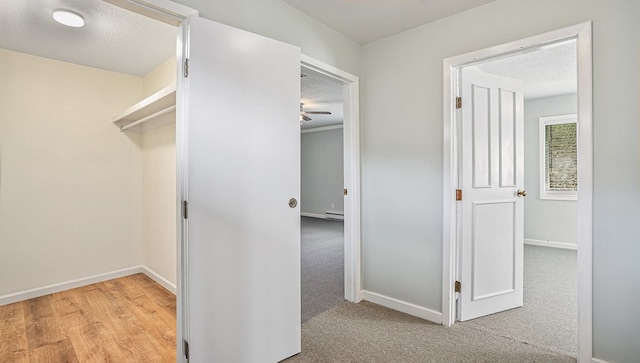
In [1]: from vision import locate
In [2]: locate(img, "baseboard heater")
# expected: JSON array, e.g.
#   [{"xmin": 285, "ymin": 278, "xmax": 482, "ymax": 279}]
[{"xmin": 325, "ymin": 210, "xmax": 344, "ymax": 221}]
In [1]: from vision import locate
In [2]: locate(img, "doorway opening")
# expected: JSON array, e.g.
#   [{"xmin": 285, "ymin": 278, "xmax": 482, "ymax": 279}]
[
  {"xmin": 301, "ymin": 56, "xmax": 362, "ymax": 308},
  {"xmin": 442, "ymin": 22, "xmax": 593, "ymax": 362},
  {"xmin": 456, "ymin": 39, "xmax": 579, "ymax": 356},
  {"xmin": 300, "ymin": 67, "xmax": 346, "ymax": 323}
]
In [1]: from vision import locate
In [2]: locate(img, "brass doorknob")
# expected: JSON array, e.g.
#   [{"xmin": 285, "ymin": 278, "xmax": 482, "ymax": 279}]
[{"xmin": 517, "ymin": 189, "xmax": 527, "ymax": 197}]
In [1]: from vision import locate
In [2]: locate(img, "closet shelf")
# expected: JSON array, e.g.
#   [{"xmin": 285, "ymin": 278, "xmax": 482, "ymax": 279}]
[{"xmin": 113, "ymin": 84, "xmax": 176, "ymax": 133}]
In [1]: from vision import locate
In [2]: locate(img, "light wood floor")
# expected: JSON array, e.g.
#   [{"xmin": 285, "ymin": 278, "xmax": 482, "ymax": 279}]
[{"xmin": 0, "ymin": 274, "xmax": 176, "ymax": 362}]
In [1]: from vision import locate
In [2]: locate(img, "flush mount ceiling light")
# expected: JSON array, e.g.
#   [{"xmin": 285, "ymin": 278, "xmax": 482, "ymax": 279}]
[{"xmin": 53, "ymin": 10, "xmax": 85, "ymax": 28}]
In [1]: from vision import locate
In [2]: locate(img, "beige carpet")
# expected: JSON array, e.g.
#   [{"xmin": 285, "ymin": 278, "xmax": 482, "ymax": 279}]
[{"xmin": 285, "ymin": 301, "xmax": 575, "ymax": 362}]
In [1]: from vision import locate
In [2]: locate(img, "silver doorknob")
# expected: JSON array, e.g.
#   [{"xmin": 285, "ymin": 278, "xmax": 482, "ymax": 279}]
[{"xmin": 517, "ymin": 189, "xmax": 527, "ymax": 197}]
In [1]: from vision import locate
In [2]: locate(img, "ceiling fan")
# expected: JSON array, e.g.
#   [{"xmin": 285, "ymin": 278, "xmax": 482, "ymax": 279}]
[{"xmin": 300, "ymin": 103, "xmax": 331, "ymax": 124}]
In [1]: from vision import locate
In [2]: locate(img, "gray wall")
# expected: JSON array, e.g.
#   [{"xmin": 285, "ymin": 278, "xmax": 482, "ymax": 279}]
[
  {"xmin": 524, "ymin": 94, "xmax": 578, "ymax": 245},
  {"xmin": 361, "ymin": 1, "xmax": 639, "ymax": 362},
  {"xmin": 301, "ymin": 128, "xmax": 344, "ymax": 216}
]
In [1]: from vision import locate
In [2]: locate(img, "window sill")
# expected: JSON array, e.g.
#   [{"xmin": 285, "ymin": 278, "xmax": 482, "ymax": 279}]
[{"xmin": 540, "ymin": 191, "xmax": 578, "ymax": 201}]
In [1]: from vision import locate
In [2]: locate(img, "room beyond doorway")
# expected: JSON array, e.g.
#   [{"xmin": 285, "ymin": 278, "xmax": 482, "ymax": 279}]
[{"xmin": 299, "ymin": 64, "xmax": 348, "ymax": 323}]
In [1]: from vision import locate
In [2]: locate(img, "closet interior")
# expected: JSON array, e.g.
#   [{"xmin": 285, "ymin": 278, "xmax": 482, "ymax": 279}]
[{"xmin": 0, "ymin": 49, "xmax": 178, "ymax": 303}]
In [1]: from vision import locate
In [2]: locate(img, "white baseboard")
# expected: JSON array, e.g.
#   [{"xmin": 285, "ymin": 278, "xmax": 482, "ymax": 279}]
[
  {"xmin": 325, "ymin": 210, "xmax": 345, "ymax": 221},
  {"xmin": 362, "ymin": 290, "xmax": 443, "ymax": 324},
  {"xmin": 142, "ymin": 265, "xmax": 176, "ymax": 295},
  {"xmin": 301, "ymin": 212, "xmax": 326, "ymax": 219},
  {"xmin": 0, "ymin": 266, "xmax": 142, "ymax": 306},
  {"xmin": 525, "ymin": 238, "xmax": 577, "ymax": 250},
  {"xmin": 300, "ymin": 124, "xmax": 343, "ymax": 133},
  {"xmin": 592, "ymin": 358, "xmax": 611, "ymax": 363}
]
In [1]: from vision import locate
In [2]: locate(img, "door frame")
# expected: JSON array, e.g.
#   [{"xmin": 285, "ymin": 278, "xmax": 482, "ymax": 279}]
[
  {"xmin": 442, "ymin": 22, "xmax": 592, "ymax": 362},
  {"xmin": 301, "ymin": 55, "xmax": 362, "ymax": 303}
]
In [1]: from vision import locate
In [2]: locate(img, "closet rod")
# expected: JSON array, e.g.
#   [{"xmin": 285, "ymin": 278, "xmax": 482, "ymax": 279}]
[{"xmin": 120, "ymin": 105, "xmax": 176, "ymax": 131}]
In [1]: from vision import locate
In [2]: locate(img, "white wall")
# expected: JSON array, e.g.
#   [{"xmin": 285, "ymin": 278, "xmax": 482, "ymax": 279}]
[
  {"xmin": 141, "ymin": 58, "xmax": 177, "ymax": 287},
  {"xmin": 0, "ymin": 49, "xmax": 144, "ymax": 295},
  {"xmin": 142, "ymin": 124, "xmax": 176, "ymax": 287},
  {"xmin": 360, "ymin": 1, "xmax": 639, "ymax": 361},
  {"xmin": 143, "ymin": 57, "xmax": 176, "ymax": 97},
  {"xmin": 524, "ymin": 94, "xmax": 578, "ymax": 246},
  {"xmin": 301, "ymin": 128, "xmax": 344, "ymax": 216},
  {"xmin": 172, "ymin": 0, "xmax": 360, "ymax": 76}
]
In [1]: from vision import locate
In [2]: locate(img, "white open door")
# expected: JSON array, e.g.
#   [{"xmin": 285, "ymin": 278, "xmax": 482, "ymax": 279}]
[
  {"xmin": 177, "ymin": 16, "xmax": 301, "ymax": 361},
  {"xmin": 458, "ymin": 69, "xmax": 525, "ymax": 321}
]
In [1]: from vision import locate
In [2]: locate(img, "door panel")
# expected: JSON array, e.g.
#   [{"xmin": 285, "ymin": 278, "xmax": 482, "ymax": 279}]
[
  {"xmin": 472, "ymin": 201, "xmax": 516, "ymax": 300},
  {"xmin": 499, "ymin": 89, "xmax": 517, "ymax": 187},
  {"xmin": 178, "ymin": 16, "xmax": 301, "ymax": 362},
  {"xmin": 459, "ymin": 69, "xmax": 524, "ymax": 321},
  {"xmin": 472, "ymin": 85, "xmax": 491, "ymax": 188}
]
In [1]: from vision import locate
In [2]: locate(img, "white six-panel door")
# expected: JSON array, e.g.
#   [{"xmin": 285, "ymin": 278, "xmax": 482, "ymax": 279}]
[
  {"xmin": 177, "ymin": 16, "xmax": 301, "ymax": 362},
  {"xmin": 458, "ymin": 69, "xmax": 525, "ymax": 321}
]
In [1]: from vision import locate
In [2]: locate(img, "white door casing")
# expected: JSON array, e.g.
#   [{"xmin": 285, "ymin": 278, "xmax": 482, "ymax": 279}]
[
  {"xmin": 177, "ymin": 16, "xmax": 301, "ymax": 362},
  {"xmin": 458, "ymin": 69, "xmax": 524, "ymax": 321}
]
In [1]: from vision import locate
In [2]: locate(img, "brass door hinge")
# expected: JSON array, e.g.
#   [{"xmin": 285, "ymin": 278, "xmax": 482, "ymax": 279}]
[
  {"xmin": 343, "ymin": 189, "xmax": 348, "ymax": 196},
  {"xmin": 456, "ymin": 97, "xmax": 462, "ymax": 109},
  {"xmin": 455, "ymin": 281, "xmax": 461, "ymax": 293},
  {"xmin": 455, "ymin": 189, "xmax": 462, "ymax": 201}
]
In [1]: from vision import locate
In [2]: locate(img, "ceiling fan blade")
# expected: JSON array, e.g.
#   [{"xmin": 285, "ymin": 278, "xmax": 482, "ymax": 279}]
[
  {"xmin": 302, "ymin": 115, "xmax": 312, "ymax": 121},
  {"xmin": 304, "ymin": 111, "xmax": 332, "ymax": 115}
]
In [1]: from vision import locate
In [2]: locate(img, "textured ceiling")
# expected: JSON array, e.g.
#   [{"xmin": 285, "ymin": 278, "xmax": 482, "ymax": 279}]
[
  {"xmin": 469, "ymin": 39, "xmax": 577, "ymax": 100},
  {"xmin": 300, "ymin": 67, "xmax": 344, "ymax": 130},
  {"xmin": 283, "ymin": 0, "xmax": 495, "ymax": 44},
  {"xmin": 0, "ymin": 0, "xmax": 176, "ymax": 76}
]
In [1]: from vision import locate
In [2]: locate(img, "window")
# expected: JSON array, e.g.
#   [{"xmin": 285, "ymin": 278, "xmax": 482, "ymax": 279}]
[{"xmin": 539, "ymin": 114, "xmax": 577, "ymax": 200}]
